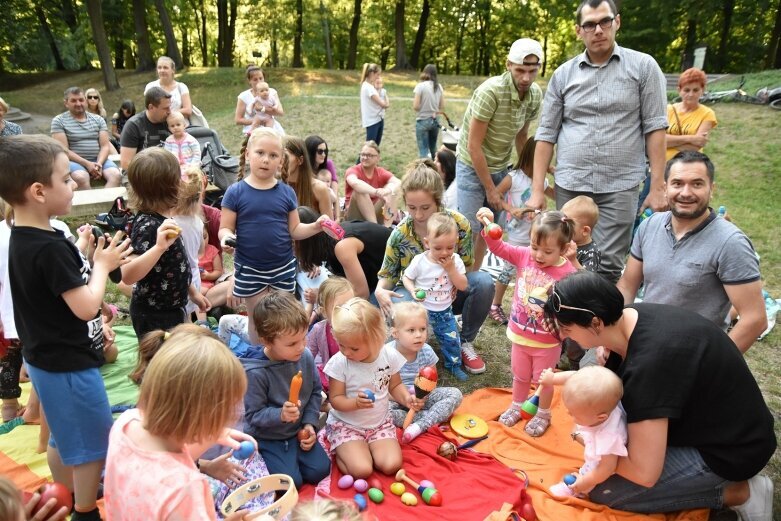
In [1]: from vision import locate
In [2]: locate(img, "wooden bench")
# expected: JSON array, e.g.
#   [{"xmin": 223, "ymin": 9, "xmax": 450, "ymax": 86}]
[{"xmin": 69, "ymin": 184, "xmax": 222, "ymax": 219}]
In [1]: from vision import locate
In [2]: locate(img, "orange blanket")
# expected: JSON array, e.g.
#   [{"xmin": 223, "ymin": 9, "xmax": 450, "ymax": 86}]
[{"xmin": 453, "ymin": 387, "xmax": 709, "ymax": 521}]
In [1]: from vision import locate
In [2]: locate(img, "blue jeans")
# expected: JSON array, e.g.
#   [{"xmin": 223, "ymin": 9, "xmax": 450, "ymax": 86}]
[
  {"xmin": 590, "ymin": 446, "xmax": 727, "ymax": 513},
  {"xmin": 427, "ymin": 308, "xmax": 461, "ymax": 369},
  {"xmin": 365, "ymin": 119, "xmax": 384, "ymax": 145},
  {"xmin": 391, "ymin": 270, "xmax": 494, "ymax": 343},
  {"xmin": 456, "ymin": 160, "xmax": 508, "ymax": 238},
  {"xmin": 415, "ymin": 117, "xmax": 440, "ymax": 158},
  {"xmin": 258, "ymin": 437, "xmax": 331, "ymax": 489}
]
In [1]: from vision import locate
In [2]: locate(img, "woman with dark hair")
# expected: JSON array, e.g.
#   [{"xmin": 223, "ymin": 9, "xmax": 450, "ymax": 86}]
[
  {"xmin": 434, "ymin": 147, "xmax": 457, "ymax": 210},
  {"xmin": 542, "ymin": 270, "xmax": 775, "ymax": 518},
  {"xmin": 296, "ymin": 207, "xmax": 391, "ymax": 300},
  {"xmin": 284, "ymin": 136, "xmax": 334, "ymax": 219},
  {"xmin": 111, "ymin": 100, "xmax": 136, "ymax": 147},
  {"xmin": 305, "ymin": 135, "xmax": 339, "ymax": 216},
  {"xmin": 235, "ymin": 65, "xmax": 284, "ymax": 135},
  {"xmin": 413, "ymin": 64, "xmax": 445, "ymax": 159}
]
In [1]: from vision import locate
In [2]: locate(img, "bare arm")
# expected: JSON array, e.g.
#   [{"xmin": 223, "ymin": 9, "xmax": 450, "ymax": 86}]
[
  {"xmin": 412, "ymin": 92, "xmax": 422, "ymax": 112},
  {"xmin": 724, "ymin": 280, "xmax": 767, "ymax": 353},
  {"xmin": 288, "ymin": 209, "xmax": 325, "ymax": 241},
  {"xmin": 641, "ymin": 129, "xmax": 668, "ymax": 213},
  {"xmin": 119, "ymin": 147, "xmax": 136, "ymax": 171},
  {"xmin": 329, "ymin": 378, "xmax": 372, "ymax": 412},
  {"xmin": 346, "ymin": 172, "xmax": 381, "ymax": 196},
  {"xmin": 97, "ymin": 130, "xmax": 111, "ymax": 165},
  {"xmin": 402, "ymin": 274, "xmax": 418, "ymax": 297},
  {"xmin": 514, "ymin": 122, "xmax": 530, "ymax": 158},
  {"xmin": 616, "ymin": 256, "xmax": 644, "ymax": 305},
  {"xmin": 312, "ymin": 180, "xmax": 335, "ymax": 219},
  {"xmin": 666, "ymin": 120, "xmax": 715, "ymax": 150},
  {"xmin": 615, "ymin": 418, "xmax": 668, "ymax": 487},
  {"xmin": 234, "ymin": 98, "xmax": 254, "ymax": 127},
  {"xmin": 370, "ymin": 94, "xmax": 389, "ymax": 109},
  {"xmin": 528, "ymin": 140, "xmax": 555, "ymax": 210},
  {"xmin": 110, "ymin": 115, "xmax": 121, "ymax": 140},
  {"xmin": 179, "ymin": 91, "xmax": 192, "ymax": 119},
  {"xmin": 334, "ymin": 239, "xmax": 370, "ymax": 299},
  {"xmin": 267, "ymin": 96, "xmax": 284, "ymax": 117},
  {"xmin": 572, "ymin": 454, "xmax": 619, "ymax": 495}
]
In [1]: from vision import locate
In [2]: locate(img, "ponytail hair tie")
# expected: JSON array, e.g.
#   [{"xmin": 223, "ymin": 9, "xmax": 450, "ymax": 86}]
[
  {"xmin": 561, "ymin": 216, "xmax": 568, "ymax": 223},
  {"xmin": 534, "ymin": 209, "xmax": 541, "ymax": 215},
  {"xmin": 163, "ymin": 332, "xmax": 171, "ymax": 340}
]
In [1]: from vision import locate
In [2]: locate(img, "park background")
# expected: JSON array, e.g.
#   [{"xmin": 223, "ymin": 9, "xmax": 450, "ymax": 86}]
[{"xmin": 1, "ymin": 0, "xmax": 780, "ymax": 515}]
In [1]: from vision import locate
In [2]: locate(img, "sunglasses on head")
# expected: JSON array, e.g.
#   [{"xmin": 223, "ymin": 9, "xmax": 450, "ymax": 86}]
[{"xmin": 549, "ymin": 289, "xmax": 596, "ymax": 316}]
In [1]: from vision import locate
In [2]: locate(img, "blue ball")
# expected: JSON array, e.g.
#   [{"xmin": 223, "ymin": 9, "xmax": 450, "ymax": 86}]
[
  {"xmin": 233, "ymin": 441, "xmax": 255, "ymax": 460},
  {"xmin": 563, "ymin": 473, "xmax": 577, "ymax": 486},
  {"xmin": 353, "ymin": 493, "xmax": 367, "ymax": 511},
  {"xmin": 363, "ymin": 389, "xmax": 376, "ymax": 402}
]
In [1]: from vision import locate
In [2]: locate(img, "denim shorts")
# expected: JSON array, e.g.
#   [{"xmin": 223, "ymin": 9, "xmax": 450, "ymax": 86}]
[
  {"xmin": 69, "ymin": 159, "xmax": 118, "ymax": 172},
  {"xmin": 26, "ymin": 364, "xmax": 113, "ymax": 466},
  {"xmin": 455, "ymin": 160, "xmax": 508, "ymax": 235}
]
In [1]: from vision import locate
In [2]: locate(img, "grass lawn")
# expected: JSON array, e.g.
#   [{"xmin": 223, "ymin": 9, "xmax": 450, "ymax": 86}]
[{"xmin": 2, "ymin": 68, "xmax": 779, "ymax": 513}]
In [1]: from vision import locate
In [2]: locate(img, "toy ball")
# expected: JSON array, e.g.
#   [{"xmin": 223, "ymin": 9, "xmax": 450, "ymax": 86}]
[
  {"xmin": 353, "ymin": 493, "xmax": 368, "ymax": 511},
  {"xmin": 338, "ymin": 475, "xmax": 355, "ymax": 489},
  {"xmin": 563, "ymin": 474, "xmax": 577, "ymax": 486},
  {"xmin": 368, "ymin": 477, "xmax": 383, "ymax": 490},
  {"xmin": 415, "ymin": 289, "xmax": 426, "ymax": 300},
  {"xmin": 297, "ymin": 429, "xmax": 310, "ymax": 442},
  {"xmin": 363, "ymin": 389, "xmax": 376, "ymax": 402},
  {"xmin": 233, "ymin": 441, "xmax": 255, "ymax": 460},
  {"xmin": 368, "ymin": 488, "xmax": 384, "ymax": 503},
  {"xmin": 486, "ymin": 223, "xmax": 503, "ymax": 240},
  {"xmin": 30, "ymin": 482, "xmax": 73, "ymax": 520},
  {"xmin": 420, "ymin": 480, "xmax": 435, "ymax": 489},
  {"xmin": 437, "ymin": 441, "xmax": 458, "ymax": 461},
  {"xmin": 400, "ymin": 492, "xmax": 418, "ymax": 506},
  {"xmin": 390, "ymin": 482, "xmax": 406, "ymax": 496},
  {"xmin": 354, "ymin": 479, "xmax": 369, "ymax": 493}
]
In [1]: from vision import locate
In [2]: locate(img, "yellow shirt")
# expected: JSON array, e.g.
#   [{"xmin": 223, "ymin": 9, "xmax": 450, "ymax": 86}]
[{"xmin": 666, "ymin": 103, "xmax": 718, "ymax": 161}]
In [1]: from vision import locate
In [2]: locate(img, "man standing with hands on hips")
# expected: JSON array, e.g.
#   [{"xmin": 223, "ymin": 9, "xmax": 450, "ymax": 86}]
[
  {"xmin": 528, "ymin": 0, "xmax": 668, "ymax": 283},
  {"xmin": 456, "ymin": 38, "xmax": 544, "ymax": 270}
]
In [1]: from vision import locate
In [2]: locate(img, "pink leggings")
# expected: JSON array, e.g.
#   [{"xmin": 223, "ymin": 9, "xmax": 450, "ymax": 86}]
[{"xmin": 510, "ymin": 343, "xmax": 561, "ymax": 404}]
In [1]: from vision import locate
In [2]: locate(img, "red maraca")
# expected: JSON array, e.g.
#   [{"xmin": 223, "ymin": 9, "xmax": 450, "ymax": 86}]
[
  {"xmin": 402, "ymin": 366, "xmax": 437, "ymax": 429},
  {"xmin": 480, "ymin": 215, "xmax": 503, "ymax": 240}
]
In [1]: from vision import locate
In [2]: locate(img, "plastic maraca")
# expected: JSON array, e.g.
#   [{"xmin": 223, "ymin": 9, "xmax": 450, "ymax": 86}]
[
  {"xmin": 480, "ymin": 216, "xmax": 503, "ymax": 240},
  {"xmin": 415, "ymin": 288, "xmax": 427, "ymax": 300}
]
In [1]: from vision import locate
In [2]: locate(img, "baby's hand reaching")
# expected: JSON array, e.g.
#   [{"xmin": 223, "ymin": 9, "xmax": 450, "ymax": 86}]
[{"xmin": 539, "ymin": 368, "xmax": 556, "ymax": 386}]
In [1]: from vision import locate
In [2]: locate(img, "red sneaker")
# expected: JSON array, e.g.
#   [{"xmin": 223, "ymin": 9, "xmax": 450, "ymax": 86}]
[{"xmin": 461, "ymin": 341, "xmax": 486, "ymax": 374}]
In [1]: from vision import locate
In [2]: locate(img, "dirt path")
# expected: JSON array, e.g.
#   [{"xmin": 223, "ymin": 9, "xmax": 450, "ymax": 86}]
[{"xmin": 14, "ymin": 112, "xmax": 54, "ymax": 134}]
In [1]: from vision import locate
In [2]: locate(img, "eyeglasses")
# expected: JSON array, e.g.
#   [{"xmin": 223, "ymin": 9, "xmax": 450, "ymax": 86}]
[
  {"xmin": 316, "ymin": 148, "xmax": 328, "ymax": 155},
  {"xmin": 87, "ymin": 95, "xmax": 100, "ymax": 100},
  {"xmin": 549, "ymin": 290, "xmax": 596, "ymax": 317},
  {"xmin": 360, "ymin": 153, "xmax": 378, "ymax": 158},
  {"xmin": 580, "ymin": 16, "xmax": 615, "ymax": 32}
]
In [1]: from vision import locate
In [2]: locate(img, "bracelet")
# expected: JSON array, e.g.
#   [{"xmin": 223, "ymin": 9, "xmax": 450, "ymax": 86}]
[
  {"xmin": 221, "ymin": 474, "xmax": 298, "ymax": 519},
  {"xmin": 571, "ymin": 432, "xmax": 581, "ymax": 442}
]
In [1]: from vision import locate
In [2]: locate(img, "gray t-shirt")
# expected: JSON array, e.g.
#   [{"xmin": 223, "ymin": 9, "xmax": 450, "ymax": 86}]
[
  {"xmin": 413, "ymin": 81, "xmax": 443, "ymax": 120},
  {"xmin": 631, "ymin": 211, "xmax": 761, "ymax": 327},
  {"xmin": 51, "ymin": 112, "xmax": 107, "ymax": 162}
]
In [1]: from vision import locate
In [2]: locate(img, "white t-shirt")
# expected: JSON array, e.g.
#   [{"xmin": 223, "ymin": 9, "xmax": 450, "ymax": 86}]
[
  {"xmin": 0, "ymin": 219, "xmax": 72, "ymax": 339},
  {"xmin": 505, "ymin": 169, "xmax": 548, "ymax": 245},
  {"xmin": 442, "ymin": 182, "xmax": 458, "ymax": 211},
  {"xmin": 360, "ymin": 82, "xmax": 383, "ymax": 128},
  {"xmin": 413, "ymin": 81, "xmax": 443, "ymax": 120},
  {"xmin": 404, "ymin": 252, "xmax": 465, "ymax": 312},
  {"xmin": 144, "ymin": 80, "xmax": 189, "ymax": 112},
  {"xmin": 237, "ymin": 89, "xmax": 285, "ymax": 135},
  {"xmin": 174, "ymin": 214, "xmax": 203, "ymax": 307},
  {"xmin": 323, "ymin": 345, "xmax": 406, "ymax": 429}
]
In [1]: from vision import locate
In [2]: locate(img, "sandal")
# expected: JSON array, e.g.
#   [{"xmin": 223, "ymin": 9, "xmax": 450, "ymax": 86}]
[
  {"xmin": 525, "ymin": 412, "xmax": 551, "ymax": 437},
  {"xmin": 499, "ymin": 407, "xmax": 522, "ymax": 427},
  {"xmin": 489, "ymin": 305, "xmax": 509, "ymax": 325}
]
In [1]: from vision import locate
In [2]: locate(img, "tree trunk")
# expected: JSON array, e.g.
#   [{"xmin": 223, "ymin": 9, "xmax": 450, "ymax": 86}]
[
  {"xmin": 35, "ymin": 5, "xmax": 66, "ymax": 71},
  {"xmin": 153, "ymin": 0, "xmax": 183, "ymax": 69},
  {"xmin": 320, "ymin": 0, "xmax": 334, "ymax": 69},
  {"xmin": 58, "ymin": 0, "xmax": 91, "ymax": 69},
  {"xmin": 392, "ymin": 0, "xmax": 411, "ymax": 69},
  {"xmin": 455, "ymin": 2, "xmax": 469, "ymax": 75},
  {"xmin": 347, "ymin": 0, "xmax": 362, "ymax": 69},
  {"xmin": 410, "ymin": 0, "xmax": 430, "ymax": 69},
  {"xmin": 292, "ymin": 0, "xmax": 304, "ymax": 67},
  {"xmin": 114, "ymin": 38, "xmax": 125, "ymax": 69},
  {"xmin": 85, "ymin": 0, "xmax": 120, "ymax": 90},
  {"xmin": 133, "ymin": 0, "xmax": 155, "ymax": 71},
  {"xmin": 182, "ymin": 27, "xmax": 190, "ymax": 66},
  {"xmin": 682, "ymin": 17, "xmax": 697, "ymax": 71},
  {"xmin": 228, "ymin": 0, "xmax": 237, "ymax": 66},
  {"xmin": 216, "ymin": 0, "xmax": 236, "ymax": 66},
  {"xmin": 480, "ymin": 0, "xmax": 490, "ymax": 75},
  {"xmin": 766, "ymin": 0, "xmax": 781, "ymax": 69},
  {"xmin": 715, "ymin": 0, "xmax": 734, "ymax": 72},
  {"xmin": 189, "ymin": 0, "xmax": 208, "ymax": 66}
]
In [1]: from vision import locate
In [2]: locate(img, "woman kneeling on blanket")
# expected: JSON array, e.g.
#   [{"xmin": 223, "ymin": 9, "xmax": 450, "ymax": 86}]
[{"xmin": 542, "ymin": 271, "xmax": 775, "ymax": 520}]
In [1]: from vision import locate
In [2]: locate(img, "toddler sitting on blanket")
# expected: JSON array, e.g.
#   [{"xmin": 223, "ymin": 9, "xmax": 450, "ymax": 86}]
[{"xmin": 543, "ymin": 366, "xmax": 627, "ymax": 498}]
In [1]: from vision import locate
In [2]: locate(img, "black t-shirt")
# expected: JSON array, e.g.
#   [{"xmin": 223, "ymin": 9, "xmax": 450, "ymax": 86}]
[
  {"xmin": 326, "ymin": 220, "xmax": 391, "ymax": 294},
  {"xmin": 119, "ymin": 111, "xmax": 169, "ymax": 152},
  {"xmin": 130, "ymin": 212, "xmax": 191, "ymax": 311},
  {"xmin": 605, "ymin": 303, "xmax": 776, "ymax": 481},
  {"xmin": 9, "ymin": 227, "xmax": 104, "ymax": 371}
]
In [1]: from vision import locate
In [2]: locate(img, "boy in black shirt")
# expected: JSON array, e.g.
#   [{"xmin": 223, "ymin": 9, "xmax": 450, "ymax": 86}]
[{"xmin": 0, "ymin": 135, "xmax": 132, "ymax": 521}]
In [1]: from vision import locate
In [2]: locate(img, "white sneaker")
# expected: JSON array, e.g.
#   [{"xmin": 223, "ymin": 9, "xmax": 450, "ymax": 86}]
[{"xmin": 731, "ymin": 474, "xmax": 773, "ymax": 521}]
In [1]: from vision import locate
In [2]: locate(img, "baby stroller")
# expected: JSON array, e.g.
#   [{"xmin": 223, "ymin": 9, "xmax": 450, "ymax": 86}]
[
  {"xmin": 187, "ymin": 126, "xmax": 240, "ymax": 207},
  {"xmin": 439, "ymin": 112, "xmax": 461, "ymax": 152}
]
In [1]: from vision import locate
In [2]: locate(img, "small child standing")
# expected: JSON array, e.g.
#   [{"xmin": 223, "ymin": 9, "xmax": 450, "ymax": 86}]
[
  {"xmin": 104, "ymin": 324, "xmax": 255, "ymax": 520},
  {"xmin": 307, "ymin": 276, "xmax": 355, "ymax": 393},
  {"xmin": 476, "ymin": 207, "xmax": 577, "ymax": 436},
  {"xmin": 324, "ymin": 298, "xmax": 418, "ymax": 478},
  {"xmin": 123, "ymin": 148, "xmax": 209, "ymax": 340},
  {"xmin": 163, "ymin": 110, "xmax": 201, "ymax": 175},
  {"xmin": 374, "ymin": 77, "xmax": 389, "ymax": 120},
  {"xmin": 174, "ymin": 167, "xmax": 206, "ymax": 318},
  {"xmin": 198, "ymin": 226, "xmax": 223, "ymax": 293},
  {"xmin": 387, "ymin": 302, "xmax": 463, "ymax": 443},
  {"xmin": 220, "ymin": 127, "xmax": 326, "ymax": 345},
  {"xmin": 489, "ymin": 138, "xmax": 553, "ymax": 325},
  {"xmin": 243, "ymin": 292, "xmax": 331, "ymax": 489},
  {"xmin": 402, "ymin": 213, "xmax": 468, "ymax": 380},
  {"xmin": 561, "ymin": 195, "xmax": 601, "ymax": 273},
  {"xmin": 0, "ymin": 135, "xmax": 132, "ymax": 521},
  {"xmin": 250, "ymin": 82, "xmax": 278, "ymax": 129},
  {"xmin": 539, "ymin": 366, "xmax": 627, "ymax": 498}
]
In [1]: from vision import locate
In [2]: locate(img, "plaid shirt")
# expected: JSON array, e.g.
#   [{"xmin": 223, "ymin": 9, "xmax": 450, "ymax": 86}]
[{"xmin": 535, "ymin": 45, "xmax": 668, "ymax": 193}]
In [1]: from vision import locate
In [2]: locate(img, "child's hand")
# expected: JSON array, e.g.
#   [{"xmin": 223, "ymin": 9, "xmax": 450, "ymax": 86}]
[
  {"xmin": 304, "ymin": 287, "xmax": 318, "ymax": 304},
  {"xmin": 405, "ymin": 394, "xmax": 423, "ymax": 412},
  {"xmin": 93, "ymin": 231, "xmax": 132, "ymax": 272},
  {"xmin": 24, "ymin": 491, "xmax": 69, "ymax": 521},
  {"xmin": 564, "ymin": 240, "xmax": 578, "ymax": 262},
  {"xmin": 539, "ymin": 368, "xmax": 556, "ymax": 386},
  {"xmin": 221, "ymin": 233, "xmax": 237, "ymax": 254},
  {"xmin": 509, "ymin": 207, "xmax": 529, "ymax": 221},
  {"xmin": 315, "ymin": 214, "xmax": 330, "ymax": 228},
  {"xmin": 218, "ymin": 428, "xmax": 257, "ymax": 452},
  {"xmin": 199, "ymin": 452, "xmax": 248, "ymax": 486},
  {"xmin": 476, "ymin": 207, "xmax": 494, "ymax": 225},
  {"xmin": 192, "ymin": 293, "xmax": 211, "ymax": 313},
  {"xmin": 569, "ymin": 473, "xmax": 596, "ymax": 495},
  {"xmin": 437, "ymin": 253, "xmax": 457, "ymax": 272},
  {"xmin": 77, "ymin": 223, "xmax": 93, "ymax": 245},
  {"xmin": 156, "ymin": 219, "xmax": 181, "ymax": 249},
  {"xmin": 298, "ymin": 424, "xmax": 317, "ymax": 451},
  {"xmin": 355, "ymin": 392, "xmax": 375, "ymax": 409},
  {"xmin": 281, "ymin": 401, "xmax": 301, "ymax": 423}
]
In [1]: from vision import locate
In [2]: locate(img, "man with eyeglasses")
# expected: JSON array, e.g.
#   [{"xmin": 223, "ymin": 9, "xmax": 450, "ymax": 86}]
[
  {"xmin": 51, "ymin": 86, "xmax": 122, "ymax": 190},
  {"xmin": 456, "ymin": 38, "xmax": 544, "ymax": 271},
  {"xmin": 529, "ymin": 0, "xmax": 668, "ymax": 284},
  {"xmin": 343, "ymin": 140, "xmax": 400, "ymax": 224}
]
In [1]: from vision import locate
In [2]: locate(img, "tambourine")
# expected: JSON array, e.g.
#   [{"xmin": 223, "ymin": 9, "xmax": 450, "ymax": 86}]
[
  {"xmin": 220, "ymin": 474, "xmax": 298, "ymax": 520},
  {"xmin": 321, "ymin": 219, "xmax": 345, "ymax": 240}
]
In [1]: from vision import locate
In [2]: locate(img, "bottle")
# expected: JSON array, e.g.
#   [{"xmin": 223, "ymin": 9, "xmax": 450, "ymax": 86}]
[
  {"xmin": 717, "ymin": 205, "xmax": 726, "ymax": 218},
  {"xmin": 639, "ymin": 208, "xmax": 653, "ymax": 221}
]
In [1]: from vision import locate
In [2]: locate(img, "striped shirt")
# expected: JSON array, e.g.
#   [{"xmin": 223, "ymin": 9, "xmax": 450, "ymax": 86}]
[
  {"xmin": 50, "ymin": 111, "xmax": 108, "ymax": 162},
  {"xmin": 386, "ymin": 341, "xmax": 439, "ymax": 387},
  {"xmin": 535, "ymin": 44, "xmax": 668, "ymax": 193},
  {"xmin": 457, "ymin": 71, "xmax": 542, "ymax": 172}
]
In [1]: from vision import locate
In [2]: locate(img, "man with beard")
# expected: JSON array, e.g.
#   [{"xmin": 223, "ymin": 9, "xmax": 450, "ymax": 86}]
[
  {"xmin": 617, "ymin": 151, "xmax": 767, "ymax": 353},
  {"xmin": 456, "ymin": 38, "xmax": 543, "ymax": 270}
]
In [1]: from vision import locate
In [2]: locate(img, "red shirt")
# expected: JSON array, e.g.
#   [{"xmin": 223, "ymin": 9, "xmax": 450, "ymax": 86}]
[{"xmin": 344, "ymin": 165, "xmax": 393, "ymax": 207}]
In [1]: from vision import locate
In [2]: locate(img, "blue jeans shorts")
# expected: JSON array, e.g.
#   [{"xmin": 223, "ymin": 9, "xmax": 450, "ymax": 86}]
[
  {"xmin": 26, "ymin": 364, "xmax": 113, "ymax": 466},
  {"xmin": 69, "ymin": 159, "xmax": 118, "ymax": 172},
  {"xmin": 455, "ymin": 160, "xmax": 508, "ymax": 236}
]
